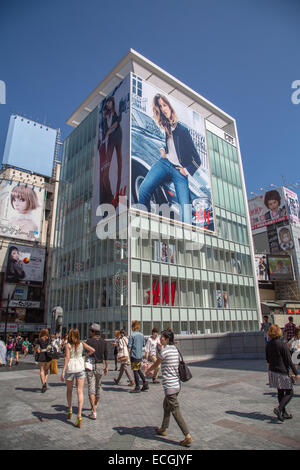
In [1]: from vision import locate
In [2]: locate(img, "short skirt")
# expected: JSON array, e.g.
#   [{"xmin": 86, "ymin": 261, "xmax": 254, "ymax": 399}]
[{"xmin": 268, "ymin": 370, "xmax": 293, "ymax": 390}]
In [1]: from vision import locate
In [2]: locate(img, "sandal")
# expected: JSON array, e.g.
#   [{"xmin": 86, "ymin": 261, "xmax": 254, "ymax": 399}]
[
  {"xmin": 88, "ymin": 411, "xmax": 97, "ymax": 420},
  {"xmin": 114, "ymin": 379, "xmax": 119, "ymax": 385},
  {"xmin": 156, "ymin": 428, "xmax": 167, "ymax": 436},
  {"xmin": 180, "ymin": 436, "xmax": 193, "ymax": 447},
  {"xmin": 67, "ymin": 408, "xmax": 72, "ymax": 420},
  {"xmin": 75, "ymin": 416, "xmax": 82, "ymax": 428}
]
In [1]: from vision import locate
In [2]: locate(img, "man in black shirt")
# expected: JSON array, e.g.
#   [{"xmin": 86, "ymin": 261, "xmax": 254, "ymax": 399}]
[{"xmin": 86, "ymin": 323, "xmax": 109, "ymax": 420}]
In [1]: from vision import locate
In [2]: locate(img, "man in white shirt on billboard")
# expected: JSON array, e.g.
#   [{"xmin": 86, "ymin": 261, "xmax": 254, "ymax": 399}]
[{"xmin": 145, "ymin": 328, "xmax": 161, "ymax": 384}]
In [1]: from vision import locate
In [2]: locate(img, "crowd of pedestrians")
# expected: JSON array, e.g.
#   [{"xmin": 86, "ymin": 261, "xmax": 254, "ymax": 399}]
[{"xmin": 1, "ymin": 317, "xmax": 299, "ymax": 447}]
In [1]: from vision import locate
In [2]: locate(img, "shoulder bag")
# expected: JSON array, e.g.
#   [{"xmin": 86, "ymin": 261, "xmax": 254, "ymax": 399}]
[{"xmin": 176, "ymin": 347, "xmax": 192, "ymax": 382}]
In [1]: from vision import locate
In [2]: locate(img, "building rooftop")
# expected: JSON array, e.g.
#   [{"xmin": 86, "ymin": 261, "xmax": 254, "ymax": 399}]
[{"xmin": 66, "ymin": 49, "xmax": 236, "ymax": 136}]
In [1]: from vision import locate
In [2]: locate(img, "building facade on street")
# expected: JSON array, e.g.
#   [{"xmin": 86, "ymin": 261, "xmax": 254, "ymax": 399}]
[
  {"xmin": 250, "ymin": 187, "xmax": 300, "ymax": 327},
  {"xmin": 0, "ymin": 115, "xmax": 61, "ymax": 338},
  {"xmin": 48, "ymin": 50, "xmax": 261, "ymax": 338}
]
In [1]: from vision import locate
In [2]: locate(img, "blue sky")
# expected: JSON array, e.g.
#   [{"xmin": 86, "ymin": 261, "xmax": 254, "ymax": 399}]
[{"xmin": 1, "ymin": 0, "xmax": 299, "ymax": 197}]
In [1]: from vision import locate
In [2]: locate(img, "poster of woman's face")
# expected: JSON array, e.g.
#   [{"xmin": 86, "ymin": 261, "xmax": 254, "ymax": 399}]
[
  {"xmin": 249, "ymin": 188, "xmax": 288, "ymax": 235},
  {"xmin": 5, "ymin": 244, "xmax": 45, "ymax": 284},
  {"xmin": 131, "ymin": 75, "xmax": 214, "ymax": 231},
  {"xmin": 0, "ymin": 180, "xmax": 44, "ymax": 242}
]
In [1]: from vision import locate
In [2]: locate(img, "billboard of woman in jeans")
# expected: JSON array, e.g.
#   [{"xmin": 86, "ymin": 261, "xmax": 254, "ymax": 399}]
[{"xmin": 131, "ymin": 77, "xmax": 214, "ymax": 230}]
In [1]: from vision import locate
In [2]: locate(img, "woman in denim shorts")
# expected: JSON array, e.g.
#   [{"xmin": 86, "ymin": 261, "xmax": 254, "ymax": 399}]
[{"xmin": 61, "ymin": 329, "xmax": 95, "ymax": 428}]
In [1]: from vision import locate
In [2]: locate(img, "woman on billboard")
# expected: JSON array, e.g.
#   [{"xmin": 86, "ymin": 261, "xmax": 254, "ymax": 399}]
[
  {"xmin": 10, "ymin": 184, "xmax": 40, "ymax": 238},
  {"xmin": 99, "ymin": 96, "xmax": 123, "ymax": 207},
  {"xmin": 6, "ymin": 246, "xmax": 25, "ymax": 283},
  {"xmin": 138, "ymin": 94, "xmax": 201, "ymax": 225}
]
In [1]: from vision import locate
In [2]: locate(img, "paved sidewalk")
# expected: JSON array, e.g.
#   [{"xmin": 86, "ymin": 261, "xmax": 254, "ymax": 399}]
[{"xmin": 0, "ymin": 357, "xmax": 299, "ymax": 450}]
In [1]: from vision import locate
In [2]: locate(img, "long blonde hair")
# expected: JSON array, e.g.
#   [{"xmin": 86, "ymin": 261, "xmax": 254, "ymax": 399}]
[
  {"xmin": 68, "ymin": 329, "xmax": 81, "ymax": 350},
  {"xmin": 152, "ymin": 94, "xmax": 178, "ymax": 137}
]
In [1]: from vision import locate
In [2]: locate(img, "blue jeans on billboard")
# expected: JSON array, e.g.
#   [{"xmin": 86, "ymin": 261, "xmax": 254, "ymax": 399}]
[{"xmin": 138, "ymin": 158, "xmax": 191, "ymax": 225}]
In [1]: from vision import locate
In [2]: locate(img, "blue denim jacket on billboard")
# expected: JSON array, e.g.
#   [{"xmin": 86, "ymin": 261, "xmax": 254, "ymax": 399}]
[
  {"xmin": 128, "ymin": 332, "xmax": 146, "ymax": 360},
  {"xmin": 164, "ymin": 122, "xmax": 201, "ymax": 176}
]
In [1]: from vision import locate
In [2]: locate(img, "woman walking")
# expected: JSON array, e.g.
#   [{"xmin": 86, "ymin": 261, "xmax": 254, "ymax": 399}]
[
  {"xmin": 6, "ymin": 335, "xmax": 14, "ymax": 368},
  {"xmin": 266, "ymin": 324, "xmax": 299, "ymax": 421},
  {"xmin": 113, "ymin": 329, "xmax": 134, "ymax": 386},
  {"xmin": 113, "ymin": 330, "xmax": 120, "ymax": 371},
  {"xmin": 287, "ymin": 326, "xmax": 300, "ymax": 374},
  {"xmin": 146, "ymin": 330, "xmax": 193, "ymax": 446},
  {"xmin": 61, "ymin": 329, "xmax": 95, "ymax": 428},
  {"xmin": 34, "ymin": 329, "xmax": 52, "ymax": 392}
]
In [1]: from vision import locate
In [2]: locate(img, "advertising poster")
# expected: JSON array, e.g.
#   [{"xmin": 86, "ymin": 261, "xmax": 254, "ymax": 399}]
[
  {"xmin": 92, "ymin": 75, "xmax": 130, "ymax": 227},
  {"xmin": 154, "ymin": 241, "xmax": 176, "ymax": 263},
  {"xmin": 277, "ymin": 225, "xmax": 294, "ymax": 251},
  {"xmin": 130, "ymin": 75, "xmax": 214, "ymax": 231},
  {"xmin": 5, "ymin": 244, "xmax": 46, "ymax": 284},
  {"xmin": 254, "ymin": 254, "xmax": 270, "ymax": 281},
  {"xmin": 283, "ymin": 187, "xmax": 300, "ymax": 226},
  {"xmin": 267, "ymin": 255, "xmax": 294, "ymax": 281},
  {"xmin": 0, "ymin": 180, "xmax": 44, "ymax": 242},
  {"xmin": 249, "ymin": 188, "xmax": 288, "ymax": 235}
]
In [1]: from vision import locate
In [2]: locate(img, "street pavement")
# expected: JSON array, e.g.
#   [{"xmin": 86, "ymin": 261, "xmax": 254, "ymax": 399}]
[{"xmin": 0, "ymin": 355, "xmax": 299, "ymax": 450}]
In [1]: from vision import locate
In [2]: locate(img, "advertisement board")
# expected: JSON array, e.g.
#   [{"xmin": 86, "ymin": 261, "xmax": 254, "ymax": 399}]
[
  {"xmin": 3, "ymin": 115, "xmax": 58, "ymax": 177},
  {"xmin": 283, "ymin": 187, "xmax": 300, "ymax": 226},
  {"xmin": 267, "ymin": 254, "xmax": 294, "ymax": 281},
  {"xmin": 130, "ymin": 74, "xmax": 214, "ymax": 231},
  {"xmin": 5, "ymin": 244, "xmax": 46, "ymax": 285},
  {"xmin": 92, "ymin": 75, "xmax": 130, "ymax": 227},
  {"xmin": 254, "ymin": 254, "xmax": 270, "ymax": 281},
  {"xmin": 0, "ymin": 180, "xmax": 44, "ymax": 242},
  {"xmin": 249, "ymin": 188, "xmax": 288, "ymax": 235}
]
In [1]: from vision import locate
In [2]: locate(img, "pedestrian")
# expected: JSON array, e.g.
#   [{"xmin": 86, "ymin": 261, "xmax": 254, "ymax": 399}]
[
  {"xmin": 113, "ymin": 330, "xmax": 120, "ymax": 371},
  {"xmin": 284, "ymin": 317, "xmax": 296, "ymax": 342},
  {"xmin": 113, "ymin": 329, "xmax": 134, "ymax": 387},
  {"xmin": 23, "ymin": 337, "xmax": 30, "ymax": 357},
  {"xmin": 128, "ymin": 321, "xmax": 149, "ymax": 393},
  {"xmin": 61, "ymin": 329, "xmax": 95, "ymax": 428},
  {"xmin": 0, "ymin": 337, "xmax": 7, "ymax": 366},
  {"xmin": 14, "ymin": 332, "xmax": 24, "ymax": 365},
  {"xmin": 6, "ymin": 335, "xmax": 14, "ymax": 367},
  {"xmin": 34, "ymin": 329, "xmax": 52, "ymax": 393},
  {"xmin": 266, "ymin": 324, "xmax": 299, "ymax": 421},
  {"xmin": 85, "ymin": 324, "xmax": 109, "ymax": 420},
  {"xmin": 287, "ymin": 326, "xmax": 300, "ymax": 373},
  {"xmin": 146, "ymin": 329, "xmax": 193, "ymax": 447},
  {"xmin": 145, "ymin": 328, "xmax": 161, "ymax": 384},
  {"xmin": 260, "ymin": 316, "xmax": 272, "ymax": 344}
]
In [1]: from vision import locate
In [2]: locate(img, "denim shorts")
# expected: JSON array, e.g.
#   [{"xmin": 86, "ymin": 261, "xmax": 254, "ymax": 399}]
[
  {"xmin": 65, "ymin": 370, "xmax": 85, "ymax": 381},
  {"xmin": 7, "ymin": 350, "xmax": 13, "ymax": 360}
]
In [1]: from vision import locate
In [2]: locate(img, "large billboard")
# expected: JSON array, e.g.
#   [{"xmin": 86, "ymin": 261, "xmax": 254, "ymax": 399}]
[
  {"xmin": 249, "ymin": 188, "xmax": 288, "ymax": 235},
  {"xmin": 92, "ymin": 75, "xmax": 130, "ymax": 227},
  {"xmin": 4, "ymin": 244, "xmax": 46, "ymax": 285},
  {"xmin": 283, "ymin": 187, "xmax": 300, "ymax": 227},
  {"xmin": 2, "ymin": 115, "xmax": 58, "ymax": 177},
  {"xmin": 267, "ymin": 254, "xmax": 294, "ymax": 281},
  {"xmin": 130, "ymin": 74, "xmax": 214, "ymax": 231},
  {"xmin": 0, "ymin": 180, "xmax": 45, "ymax": 242},
  {"xmin": 254, "ymin": 254, "xmax": 270, "ymax": 281}
]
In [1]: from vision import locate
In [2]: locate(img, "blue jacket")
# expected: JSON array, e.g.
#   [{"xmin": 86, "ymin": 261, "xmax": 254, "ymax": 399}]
[
  {"xmin": 128, "ymin": 332, "xmax": 146, "ymax": 360},
  {"xmin": 164, "ymin": 122, "xmax": 201, "ymax": 176}
]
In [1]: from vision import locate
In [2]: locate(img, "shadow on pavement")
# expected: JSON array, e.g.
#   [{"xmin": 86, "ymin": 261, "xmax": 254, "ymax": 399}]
[
  {"xmin": 32, "ymin": 411, "xmax": 66, "ymax": 423},
  {"xmin": 102, "ymin": 385, "xmax": 131, "ymax": 393},
  {"xmin": 189, "ymin": 359, "xmax": 267, "ymax": 373},
  {"xmin": 225, "ymin": 410, "xmax": 278, "ymax": 424},
  {"xmin": 15, "ymin": 387, "xmax": 42, "ymax": 393},
  {"xmin": 113, "ymin": 426, "xmax": 182, "ymax": 447}
]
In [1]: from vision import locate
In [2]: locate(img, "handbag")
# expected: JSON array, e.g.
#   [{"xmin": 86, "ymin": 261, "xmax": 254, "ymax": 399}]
[
  {"xmin": 176, "ymin": 347, "xmax": 192, "ymax": 382},
  {"xmin": 117, "ymin": 337, "xmax": 129, "ymax": 363},
  {"xmin": 50, "ymin": 359, "xmax": 58, "ymax": 375},
  {"xmin": 46, "ymin": 344, "xmax": 60, "ymax": 360}
]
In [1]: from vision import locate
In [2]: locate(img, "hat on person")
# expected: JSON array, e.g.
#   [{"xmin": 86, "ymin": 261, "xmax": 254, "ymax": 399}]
[{"xmin": 90, "ymin": 323, "xmax": 101, "ymax": 332}]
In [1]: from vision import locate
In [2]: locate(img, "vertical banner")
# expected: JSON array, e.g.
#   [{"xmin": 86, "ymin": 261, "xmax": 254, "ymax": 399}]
[{"xmin": 92, "ymin": 75, "xmax": 130, "ymax": 228}]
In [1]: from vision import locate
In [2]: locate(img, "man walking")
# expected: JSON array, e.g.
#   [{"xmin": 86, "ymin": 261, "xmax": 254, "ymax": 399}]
[
  {"xmin": 86, "ymin": 323, "xmax": 108, "ymax": 419},
  {"xmin": 284, "ymin": 317, "xmax": 296, "ymax": 342},
  {"xmin": 128, "ymin": 321, "xmax": 149, "ymax": 393}
]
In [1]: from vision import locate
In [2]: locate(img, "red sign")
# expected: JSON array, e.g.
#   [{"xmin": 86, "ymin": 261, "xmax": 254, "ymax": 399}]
[
  {"xmin": 147, "ymin": 281, "xmax": 176, "ymax": 306},
  {"xmin": 287, "ymin": 309, "xmax": 295, "ymax": 314}
]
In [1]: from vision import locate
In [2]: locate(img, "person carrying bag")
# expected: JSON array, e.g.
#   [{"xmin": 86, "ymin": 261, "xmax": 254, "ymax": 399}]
[{"xmin": 114, "ymin": 329, "xmax": 134, "ymax": 386}]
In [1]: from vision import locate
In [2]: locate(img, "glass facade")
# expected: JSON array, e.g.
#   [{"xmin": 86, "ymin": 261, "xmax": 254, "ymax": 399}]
[{"xmin": 48, "ymin": 81, "xmax": 260, "ymax": 338}]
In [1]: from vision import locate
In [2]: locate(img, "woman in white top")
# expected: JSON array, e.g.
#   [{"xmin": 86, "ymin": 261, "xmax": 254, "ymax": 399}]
[
  {"xmin": 288, "ymin": 326, "xmax": 300, "ymax": 371},
  {"xmin": 61, "ymin": 329, "xmax": 95, "ymax": 428}
]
